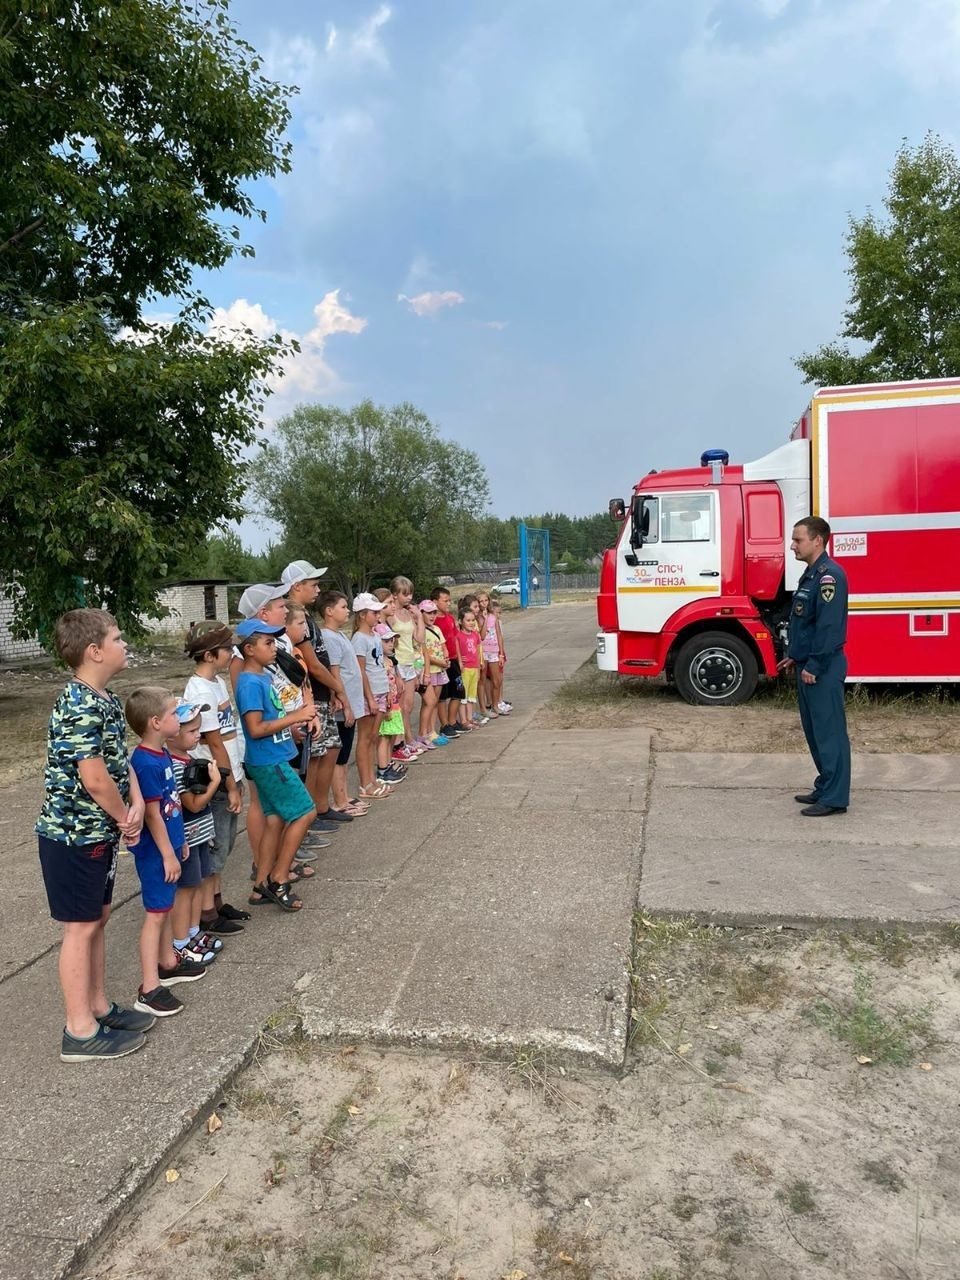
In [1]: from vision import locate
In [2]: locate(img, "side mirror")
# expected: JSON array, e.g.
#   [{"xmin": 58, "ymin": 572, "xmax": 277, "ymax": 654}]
[{"xmin": 608, "ymin": 497, "xmax": 626, "ymax": 521}]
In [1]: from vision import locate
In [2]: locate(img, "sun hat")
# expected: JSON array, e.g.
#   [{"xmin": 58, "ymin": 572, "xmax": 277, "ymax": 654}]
[
  {"xmin": 237, "ymin": 583, "xmax": 287, "ymax": 618},
  {"xmin": 352, "ymin": 592, "xmax": 386, "ymax": 612},
  {"xmin": 281, "ymin": 559, "xmax": 328, "ymax": 587}
]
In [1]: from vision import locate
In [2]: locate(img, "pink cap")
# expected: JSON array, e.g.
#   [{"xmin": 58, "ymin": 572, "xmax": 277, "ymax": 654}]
[
  {"xmin": 374, "ymin": 622, "xmax": 398, "ymax": 638},
  {"xmin": 418, "ymin": 599, "xmax": 438, "ymax": 612}
]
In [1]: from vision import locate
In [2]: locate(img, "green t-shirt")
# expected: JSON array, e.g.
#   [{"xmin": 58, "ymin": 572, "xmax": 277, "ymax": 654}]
[{"xmin": 35, "ymin": 680, "xmax": 130, "ymax": 844}]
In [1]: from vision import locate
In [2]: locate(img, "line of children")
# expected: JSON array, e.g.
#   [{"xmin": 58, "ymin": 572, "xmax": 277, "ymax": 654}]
[{"xmin": 38, "ymin": 583, "xmax": 512, "ymax": 1058}]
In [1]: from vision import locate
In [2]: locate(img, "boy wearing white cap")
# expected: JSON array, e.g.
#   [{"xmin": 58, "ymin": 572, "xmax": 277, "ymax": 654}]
[{"xmin": 280, "ymin": 561, "xmax": 349, "ymax": 828}]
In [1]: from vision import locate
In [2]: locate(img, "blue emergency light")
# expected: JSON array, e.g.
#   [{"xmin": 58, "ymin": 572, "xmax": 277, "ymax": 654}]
[{"xmin": 700, "ymin": 449, "xmax": 730, "ymax": 467}]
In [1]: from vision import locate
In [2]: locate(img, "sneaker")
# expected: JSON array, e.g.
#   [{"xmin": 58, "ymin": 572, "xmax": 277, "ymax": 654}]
[
  {"xmin": 311, "ymin": 817, "xmax": 339, "ymax": 833},
  {"xmin": 177, "ymin": 938, "xmax": 216, "ymax": 965},
  {"xmin": 134, "ymin": 985, "xmax": 183, "ymax": 1017},
  {"xmin": 391, "ymin": 746, "xmax": 417, "ymax": 763},
  {"xmin": 443, "ymin": 723, "xmax": 462, "ymax": 736},
  {"xmin": 60, "ymin": 1023, "xmax": 146, "ymax": 1062},
  {"xmin": 497, "ymin": 701, "xmax": 512, "ymax": 714},
  {"xmin": 96, "ymin": 1001, "xmax": 156, "ymax": 1033},
  {"xmin": 431, "ymin": 734, "xmax": 450, "ymax": 746},
  {"xmin": 194, "ymin": 930, "xmax": 224, "ymax": 953},
  {"xmin": 157, "ymin": 956, "xmax": 207, "ymax": 987},
  {"xmin": 300, "ymin": 832, "xmax": 331, "ymax": 849},
  {"xmin": 500, "ymin": 701, "xmax": 513, "ymax": 711},
  {"xmin": 202, "ymin": 915, "xmax": 244, "ymax": 935},
  {"xmin": 380, "ymin": 766, "xmax": 406, "ymax": 784},
  {"xmin": 217, "ymin": 901, "xmax": 252, "ymax": 921}
]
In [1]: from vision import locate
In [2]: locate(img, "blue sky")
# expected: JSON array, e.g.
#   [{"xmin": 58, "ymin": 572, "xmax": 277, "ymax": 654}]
[{"xmin": 205, "ymin": 0, "xmax": 960, "ymax": 544}]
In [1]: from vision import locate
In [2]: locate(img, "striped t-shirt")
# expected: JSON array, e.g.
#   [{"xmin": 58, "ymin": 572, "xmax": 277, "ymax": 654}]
[{"xmin": 170, "ymin": 753, "xmax": 216, "ymax": 848}]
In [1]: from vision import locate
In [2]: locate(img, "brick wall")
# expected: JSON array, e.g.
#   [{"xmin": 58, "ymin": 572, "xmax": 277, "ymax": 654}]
[
  {"xmin": 140, "ymin": 584, "xmax": 230, "ymax": 636},
  {"xmin": 0, "ymin": 589, "xmax": 47, "ymax": 663}
]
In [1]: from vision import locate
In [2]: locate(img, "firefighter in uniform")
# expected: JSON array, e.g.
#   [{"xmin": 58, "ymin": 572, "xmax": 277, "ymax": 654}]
[{"xmin": 777, "ymin": 516, "xmax": 851, "ymax": 816}]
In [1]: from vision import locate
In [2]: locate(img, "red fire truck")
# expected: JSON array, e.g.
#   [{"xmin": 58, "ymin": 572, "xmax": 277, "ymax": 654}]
[{"xmin": 596, "ymin": 378, "xmax": 960, "ymax": 705}]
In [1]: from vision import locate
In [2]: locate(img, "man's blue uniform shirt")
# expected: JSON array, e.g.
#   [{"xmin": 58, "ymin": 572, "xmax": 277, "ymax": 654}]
[{"xmin": 787, "ymin": 551, "xmax": 848, "ymax": 677}]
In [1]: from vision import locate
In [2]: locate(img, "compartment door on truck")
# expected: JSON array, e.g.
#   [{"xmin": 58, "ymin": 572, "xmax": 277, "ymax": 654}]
[{"xmin": 618, "ymin": 491, "xmax": 721, "ymax": 634}]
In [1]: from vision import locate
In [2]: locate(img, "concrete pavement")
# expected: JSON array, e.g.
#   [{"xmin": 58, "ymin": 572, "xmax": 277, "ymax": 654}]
[{"xmin": 1, "ymin": 600, "xmax": 958, "ymax": 1278}]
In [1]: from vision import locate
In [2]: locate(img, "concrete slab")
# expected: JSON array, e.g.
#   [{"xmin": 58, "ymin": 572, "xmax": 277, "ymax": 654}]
[
  {"xmin": 645, "ymin": 785, "xmax": 960, "ymax": 849},
  {"xmin": 655, "ymin": 751, "xmax": 960, "ymax": 792},
  {"xmin": 640, "ymin": 837, "xmax": 960, "ymax": 925},
  {"xmin": 300, "ymin": 806, "xmax": 645, "ymax": 1065}
]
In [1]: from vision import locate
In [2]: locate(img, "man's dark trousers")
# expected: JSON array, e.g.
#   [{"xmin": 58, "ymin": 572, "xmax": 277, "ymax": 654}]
[{"xmin": 796, "ymin": 652, "xmax": 850, "ymax": 808}]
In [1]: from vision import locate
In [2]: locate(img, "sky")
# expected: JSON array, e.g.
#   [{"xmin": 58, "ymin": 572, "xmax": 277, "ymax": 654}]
[{"xmin": 200, "ymin": 0, "xmax": 960, "ymax": 546}]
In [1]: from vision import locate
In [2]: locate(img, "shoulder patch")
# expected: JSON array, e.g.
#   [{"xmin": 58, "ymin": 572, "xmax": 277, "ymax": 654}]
[{"xmin": 820, "ymin": 574, "xmax": 836, "ymax": 585}]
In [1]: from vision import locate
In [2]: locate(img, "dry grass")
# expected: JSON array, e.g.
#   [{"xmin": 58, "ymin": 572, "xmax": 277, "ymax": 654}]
[{"xmin": 536, "ymin": 661, "xmax": 960, "ymax": 754}]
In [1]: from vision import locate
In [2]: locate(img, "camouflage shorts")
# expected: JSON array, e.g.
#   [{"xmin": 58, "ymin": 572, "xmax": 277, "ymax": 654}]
[{"xmin": 310, "ymin": 700, "xmax": 342, "ymax": 756}]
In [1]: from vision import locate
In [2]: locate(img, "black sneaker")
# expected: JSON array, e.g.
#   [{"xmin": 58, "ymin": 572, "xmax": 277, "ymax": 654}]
[
  {"xmin": 203, "ymin": 915, "xmax": 244, "ymax": 935},
  {"xmin": 157, "ymin": 956, "xmax": 207, "ymax": 987},
  {"xmin": 96, "ymin": 1001, "xmax": 156, "ymax": 1033},
  {"xmin": 217, "ymin": 902, "xmax": 251, "ymax": 921},
  {"xmin": 135, "ymin": 986, "xmax": 183, "ymax": 1017},
  {"xmin": 60, "ymin": 1023, "xmax": 146, "ymax": 1062},
  {"xmin": 311, "ymin": 817, "xmax": 339, "ymax": 833}
]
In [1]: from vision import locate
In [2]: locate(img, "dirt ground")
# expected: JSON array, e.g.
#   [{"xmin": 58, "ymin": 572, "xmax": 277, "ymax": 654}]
[
  {"xmin": 78, "ymin": 924, "xmax": 960, "ymax": 1280},
  {"xmin": 0, "ymin": 646, "xmax": 191, "ymax": 786},
  {"xmin": 536, "ymin": 665, "xmax": 960, "ymax": 756},
  {"xmin": 6, "ymin": 634, "xmax": 960, "ymax": 789}
]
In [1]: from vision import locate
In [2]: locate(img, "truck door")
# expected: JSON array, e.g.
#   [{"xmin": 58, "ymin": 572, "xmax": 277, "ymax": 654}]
[{"xmin": 617, "ymin": 491, "xmax": 721, "ymax": 634}]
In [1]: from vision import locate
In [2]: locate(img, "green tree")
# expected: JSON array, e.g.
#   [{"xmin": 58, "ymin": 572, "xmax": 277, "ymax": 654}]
[
  {"xmin": 0, "ymin": 0, "xmax": 293, "ymax": 639},
  {"xmin": 796, "ymin": 134, "xmax": 960, "ymax": 385},
  {"xmin": 250, "ymin": 400, "xmax": 489, "ymax": 595}
]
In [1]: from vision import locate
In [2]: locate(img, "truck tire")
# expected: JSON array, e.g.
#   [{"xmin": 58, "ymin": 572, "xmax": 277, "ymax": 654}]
[{"xmin": 673, "ymin": 631, "xmax": 758, "ymax": 707}]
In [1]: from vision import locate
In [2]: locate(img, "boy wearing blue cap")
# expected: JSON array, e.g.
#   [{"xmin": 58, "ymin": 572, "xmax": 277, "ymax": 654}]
[
  {"xmin": 234, "ymin": 619, "xmax": 318, "ymax": 912},
  {"xmin": 125, "ymin": 688, "xmax": 210, "ymax": 1019}
]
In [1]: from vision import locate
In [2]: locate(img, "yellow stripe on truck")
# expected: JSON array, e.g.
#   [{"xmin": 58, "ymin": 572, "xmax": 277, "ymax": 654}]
[{"xmin": 617, "ymin": 585, "xmax": 721, "ymax": 594}]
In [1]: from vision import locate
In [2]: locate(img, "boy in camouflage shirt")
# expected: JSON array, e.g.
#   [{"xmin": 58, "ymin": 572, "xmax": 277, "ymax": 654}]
[{"xmin": 36, "ymin": 610, "xmax": 155, "ymax": 1061}]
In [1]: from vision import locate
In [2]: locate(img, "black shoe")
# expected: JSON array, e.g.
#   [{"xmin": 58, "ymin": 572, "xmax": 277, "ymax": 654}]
[
  {"xmin": 800, "ymin": 803, "xmax": 847, "ymax": 817},
  {"xmin": 217, "ymin": 901, "xmax": 252, "ymax": 921},
  {"xmin": 794, "ymin": 792, "xmax": 820, "ymax": 804},
  {"xmin": 203, "ymin": 915, "xmax": 244, "ymax": 935}
]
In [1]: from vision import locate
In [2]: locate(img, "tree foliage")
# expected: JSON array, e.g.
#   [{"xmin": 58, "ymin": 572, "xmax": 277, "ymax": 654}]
[
  {"xmin": 796, "ymin": 134, "xmax": 960, "ymax": 385},
  {"xmin": 0, "ymin": 0, "xmax": 293, "ymax": 639},
  {"xmin": 250, "ymin": 401, "xmax": 489, "ymax": 595}
]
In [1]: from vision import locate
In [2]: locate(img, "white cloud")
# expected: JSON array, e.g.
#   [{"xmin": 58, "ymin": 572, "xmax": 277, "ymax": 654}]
[
  {"xmin": 482, "ymin": 320, "xmax": 508, "ymax": 331},
  {"xmin": 264, "ymin": 5, "xmax": 392, "ymax": 88},
  {"xmin": 209, "ymin": 290, "xmax": 367, "ymax": 412},
  {"xmin": 398, "ymin": 290, "xmax": 465, "ymax": 317}
]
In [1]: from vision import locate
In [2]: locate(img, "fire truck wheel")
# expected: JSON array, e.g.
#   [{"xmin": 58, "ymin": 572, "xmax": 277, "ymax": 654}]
[{"xmin": 673, "ymin": 631, "xmax": 758, "ymax": 707}]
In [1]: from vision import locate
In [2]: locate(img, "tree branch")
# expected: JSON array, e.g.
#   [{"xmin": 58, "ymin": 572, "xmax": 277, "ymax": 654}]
[{"xmin": 0, "ymin": 216, "xmax": 45, "ymax": 255}]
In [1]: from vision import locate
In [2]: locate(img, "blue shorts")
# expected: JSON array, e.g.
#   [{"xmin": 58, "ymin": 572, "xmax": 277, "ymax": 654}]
[
  {"xmin": 177, "ymin": 842, "xmax": 204, "ymax": 889},
  {"xmin": 245, "ymin": 761, "xmax": 315, "ymax": 823},
  {"xmin": 133, "ymin": 849, "xmax": 176, "ymax": 913},
  {"xmin": 38, "ymin": 835, "xmax": 118, "ymax": 923}
]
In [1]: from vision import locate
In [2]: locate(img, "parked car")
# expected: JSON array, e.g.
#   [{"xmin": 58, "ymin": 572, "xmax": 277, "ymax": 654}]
[{"xmin": 494, "ymin": 577, "xmax": 521, "ymax": 595}]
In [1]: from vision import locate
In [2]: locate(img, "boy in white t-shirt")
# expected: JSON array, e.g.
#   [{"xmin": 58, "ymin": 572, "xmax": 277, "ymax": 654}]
[{"xmin": 183, "ymin": 622, "xmax": 249, "ymax": 931}]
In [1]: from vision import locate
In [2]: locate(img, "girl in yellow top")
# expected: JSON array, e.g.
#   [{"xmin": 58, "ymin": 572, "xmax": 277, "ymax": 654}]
[{"xmin": 390, "ymin": 575, "xmax": 425, "ymax": 753}]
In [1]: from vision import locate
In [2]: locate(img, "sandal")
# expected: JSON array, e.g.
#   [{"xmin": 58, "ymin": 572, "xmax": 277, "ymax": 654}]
[
  {"xmin": 341, "ymin": 803, "xmax": 368, "ymax": 817},
  {"xmin": 264, "ymin": 879, "xmax": 302, "ymax": 912},
  {"xmin": 248, "ymin": 882, "xmax": 273, "ymax": 906},
  {"xmin": 358, "ymin": 782, "xmax": 393, "ymax": 800},
  {"xmin": 288, "ymin": 861, "xmax": 315, "ymax": 882}
]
